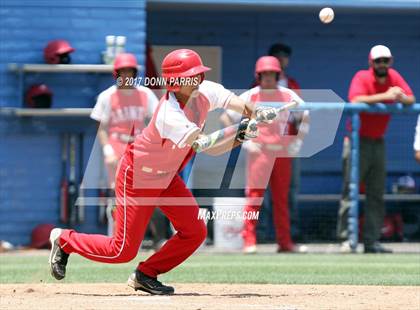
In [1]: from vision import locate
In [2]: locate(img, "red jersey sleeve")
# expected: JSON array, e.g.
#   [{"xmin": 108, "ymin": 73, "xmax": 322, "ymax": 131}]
[
  {"xmin": 348, "ymin": 71, "xmax": 368, "ymax": 101},
  {"xmin": 287, "ymin": 77, "xmax": 300, "ymax": 91}
]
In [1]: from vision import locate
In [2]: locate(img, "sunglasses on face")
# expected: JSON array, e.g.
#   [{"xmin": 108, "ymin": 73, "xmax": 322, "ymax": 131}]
[{"xmin": 373, "ymin": 58, "xmax": 391, "ymax": 65}]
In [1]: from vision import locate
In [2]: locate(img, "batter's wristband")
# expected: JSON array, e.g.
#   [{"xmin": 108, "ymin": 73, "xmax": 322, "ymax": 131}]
[
  {"xmin": 224, "ymin": 126, "xmax": 236, "ymax": 137},
  {"xmin": 103, "ymin": 144, "xmax": 115, "ymax": 157}
]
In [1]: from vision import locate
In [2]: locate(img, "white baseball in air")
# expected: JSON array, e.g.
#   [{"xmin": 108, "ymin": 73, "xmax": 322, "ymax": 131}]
[{"xmin": 319, "ymin": 7, "xmax": 334, "ymax": 24}]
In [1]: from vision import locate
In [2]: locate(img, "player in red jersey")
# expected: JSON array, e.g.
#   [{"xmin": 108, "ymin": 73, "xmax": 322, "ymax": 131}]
[
  {"xmin": 48, "ymin": 49, "xmax": 277, "ymax": 295},
  {"xmin": 223, "ymin": 56, "xmax": 306, "ymax": 253},
  {"xmin": 92, "ymin": 53, "xmax": 158, "ymax": 188}
]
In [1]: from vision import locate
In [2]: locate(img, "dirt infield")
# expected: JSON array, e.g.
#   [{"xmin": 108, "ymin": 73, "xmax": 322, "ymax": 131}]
[{"xmin": 1, "ymin": 283, "xmax": 418, "ymax": 310}]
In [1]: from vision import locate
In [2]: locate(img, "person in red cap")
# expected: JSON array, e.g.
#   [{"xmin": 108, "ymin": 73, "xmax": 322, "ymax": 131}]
[
  {"xmin": 268, "ymin": 43, "xmax": 306, "ymax": 241},
  {"xmin": 48, "ymin": 49, "xmax": 277, "ymax": 295},
  {"xmin": 91, "ymin": 53, "xmax": 159, "ymax": 190},
  {"xmin": 91, "ymin": 52, "xmax": 160, "ymax": 239},
  {"xmin": 268, "ymin": 43, "xmax": 300, "ymax": 91},
  {"xmin": 222, "ymin": 56, "xmax": 306, "ymax": 253},
  {"xmin": 337, "ymin": 45, "xmax": 415, "ymax": 253},
  {"xmin": 225, "ymin": 44, "xmax": 307, "ymax": 247}
]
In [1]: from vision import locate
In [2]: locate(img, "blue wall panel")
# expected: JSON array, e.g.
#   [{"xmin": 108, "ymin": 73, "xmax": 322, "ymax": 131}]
[
  {"xmin": 0, "ymin": 0, "xmax": 146, "ymax": 246},
  {"xmin": 0, "ymin": 0, "xmax": 146, "ymax": 108}
]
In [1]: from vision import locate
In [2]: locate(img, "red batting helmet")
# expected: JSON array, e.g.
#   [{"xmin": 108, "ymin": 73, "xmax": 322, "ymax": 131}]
[
  {"xmin": 161, "ymin": 49, "xmax": 211, "ymax": 91},
  {"xmin": 31, "ymin": 224, "xmax": 55, "ymax": 249},
  {"xmin": 113, "ymin": 53, "xmax": 138, "ymax": 79},
  {"xmin": 255, "ymin": 56, "xmax": 281, "ymax": 75},
  {"xmin": 25, "ymin": 84, "xmax": 53, "ymax": 108},
  {"xmin": 44, "ymin": 40, "xmax": 75, "ymax": 64}
]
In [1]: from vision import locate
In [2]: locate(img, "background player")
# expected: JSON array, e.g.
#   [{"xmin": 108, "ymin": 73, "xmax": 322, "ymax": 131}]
[
  {"xmin": 49, "ymin": 49, "xmax": 276, "ymax": 295},
  {"xmin": 91, "ymin": 53, "xmax": 168, "ymax": 246},
  {"xmin": 91, "ymin": 52, "xmax": 158, "ymax": 189},
  {"xmin": 268, "ymin": 43, "xmax": 304, "ymax": 239},
  {"xmin": 268, "ymin": 43, "xmax": 300, "ymax": 91},
  {"xmin": 337, "ymin": 45, "xmax": 415, "ymax": 253},
  {"xmin": 222, "ymin": 56, "xmax": 305, "ymax": 253}
]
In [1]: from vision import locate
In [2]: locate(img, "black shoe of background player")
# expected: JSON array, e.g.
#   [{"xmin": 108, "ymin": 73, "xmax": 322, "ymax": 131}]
[
  {"xmin": 49, "ymin": 228, "xmax": 69, "ymax": 280},
  {"xmin": 364, "ymin": 242, "xmax": 393, "ymax": 254},
  {"xmin": 128, "ymin": 270, "xmax": 174, "ymax": 295}
]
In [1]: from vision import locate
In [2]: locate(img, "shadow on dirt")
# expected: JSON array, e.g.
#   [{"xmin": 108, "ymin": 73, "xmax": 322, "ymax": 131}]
[{"xmin": 56, "ymin": 292, "xmax": 285, "ymax": 298}]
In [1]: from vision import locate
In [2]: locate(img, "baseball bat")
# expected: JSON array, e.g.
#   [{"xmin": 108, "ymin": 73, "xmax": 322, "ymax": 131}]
[
  {"xmin": 59, "ymin": 133, "xmax": 69, "ymax": 224},
  {"xmin": 192, "ymin": 101, "xmax": 298, "ymax": 153},
  {"xmin": 68, "ymin": 134, "xmax": 78, "ymax": 226},
  {"xmin": 77, "ymin": 133, "xmax": 85, "ymax": 223},
  {"xmin": 98, "ymin": 157, "xmax": 108, "ymax": 225}
]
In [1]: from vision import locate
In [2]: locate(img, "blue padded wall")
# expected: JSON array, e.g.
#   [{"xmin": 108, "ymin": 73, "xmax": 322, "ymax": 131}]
[{"xmin": 0, "ymin": 0, "xmax": 146, "ymax": 246}]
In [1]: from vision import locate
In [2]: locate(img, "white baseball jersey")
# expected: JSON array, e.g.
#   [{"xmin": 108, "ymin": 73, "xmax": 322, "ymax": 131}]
[
  {"xmin": 227, "ymin": 85, "xmax": 303, "ymax": 122},
  {"xmin": 130, "ymin": 80, "xmax": 234, "ymax": 174},
  {"xmin": 414, "ymin": 115, "xmax": 420, "ymax": 151},
  {"xmin": 90, "ymin": 85, "xmax": 159, "ymax": 135}
]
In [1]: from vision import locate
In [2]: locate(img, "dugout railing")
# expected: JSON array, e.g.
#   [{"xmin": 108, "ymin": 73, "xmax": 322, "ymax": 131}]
[{"xmin": 293, "ymin": 102, "xmax": 420, "ymax": 249}]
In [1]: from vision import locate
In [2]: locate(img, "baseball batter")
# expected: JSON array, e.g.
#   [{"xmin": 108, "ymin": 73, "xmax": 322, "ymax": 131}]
[
  {"xmin": 223, "ymin": 56, "xmax": 305, "ymax": 253},
  {"xmin": 49, "ymin": 49, "xmax": 277, "ymax": 295}
]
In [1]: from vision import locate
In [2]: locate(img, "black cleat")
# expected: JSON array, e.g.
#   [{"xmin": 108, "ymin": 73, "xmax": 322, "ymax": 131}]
[
  {"xmin": 48, "ymin": 228, "xmax": 69, "ymax": 280},
  {"xmin": 128, "ymin": 270, "xmax": 174, "ymax": 295},
  {"xmin": 364, "ymin": 242, "xmax": 393, "ymax": 254}
]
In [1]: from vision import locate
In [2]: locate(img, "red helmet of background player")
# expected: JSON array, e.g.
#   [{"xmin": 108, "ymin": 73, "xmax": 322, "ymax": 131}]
[
  {"xmin": 31, "ymin": 223, "xmax": 55, "ymax": 249},
  {"xmin": 113, "ymin": 53, "xmax": 138, "ymax": 79},
  {"xmin": 25, "ymin": 84, "xmax": 53, "ymax": 108},
  {"xmin": 161, "ymin": 49, "xmax": 211, "ymax": 91},
  {"xmin": 255, "ymin": 56, "xmax": 281, "ymax": 76},
  {"xmin": 44, "ymin": 40, "xmax": 75, "ymax": 64}
]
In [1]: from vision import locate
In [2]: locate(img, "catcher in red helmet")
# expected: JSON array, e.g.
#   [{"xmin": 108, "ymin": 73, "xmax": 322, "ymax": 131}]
[{"xmin": 49, "ymin": 49, "xmax": 286, "ymax": 295}]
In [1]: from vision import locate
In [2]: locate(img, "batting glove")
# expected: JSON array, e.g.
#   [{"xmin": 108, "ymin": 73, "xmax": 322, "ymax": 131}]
[
  {"xmin": 236, "ymin": 118, "xmax": 259, "ymax": 142},
  {"xmin": 255, "ymin": 106, "xmax": 278, "ymax": 123}
]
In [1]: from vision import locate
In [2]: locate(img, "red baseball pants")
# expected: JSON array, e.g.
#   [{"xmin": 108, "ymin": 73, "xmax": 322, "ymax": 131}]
[
  {"xmin": 242, "ymin": 151, "xmax": 292, "ymax": 248},
  {"xmin": 59, "ymin": 154, "xmax": 207, "ymax": 278}
]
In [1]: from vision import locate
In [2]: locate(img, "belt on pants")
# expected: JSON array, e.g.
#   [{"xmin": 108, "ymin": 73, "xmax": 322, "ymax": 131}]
[
  {"xmin": 141, "ymin": 166, "xmax": 169, "ymax": 175},
  {"xmin": 263, "ymin": 144, "xmax": 284, "ymax": 151},
  {"xmin": 111, "ymin": 132, "xmax": 135, "ymax": 143},
  {"xmin": 360, "ymin": 136, "xmax": 384, "ymax": 143}
]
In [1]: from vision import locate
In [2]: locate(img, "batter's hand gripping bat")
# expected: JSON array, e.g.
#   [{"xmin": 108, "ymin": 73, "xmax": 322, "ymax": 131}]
[{"xmin": 192, "ymin": 101, "xmax": 298, "ymax": 153}]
